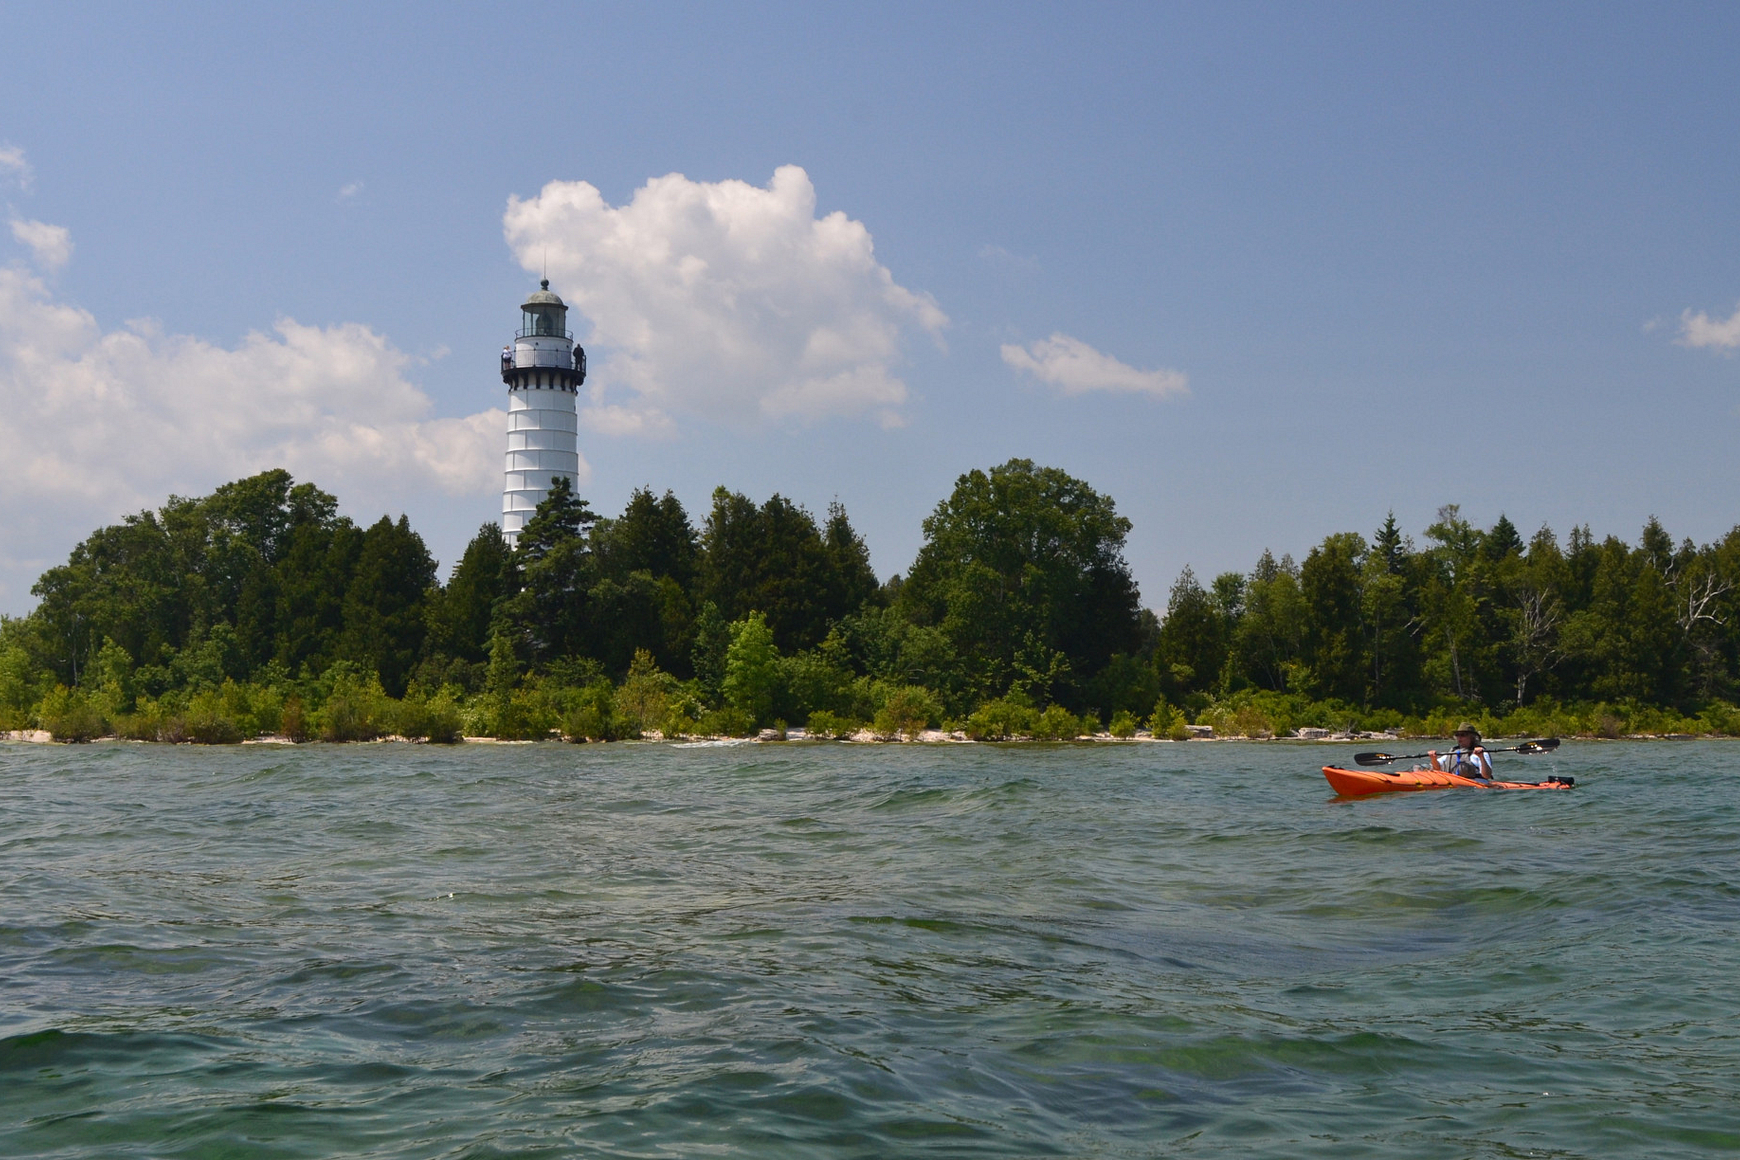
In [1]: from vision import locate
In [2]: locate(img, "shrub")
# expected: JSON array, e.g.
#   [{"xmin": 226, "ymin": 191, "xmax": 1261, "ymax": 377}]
[
  {"xmin": 872, "ymin": 685, "xmax": 942, "ymax": 739},
  {"xmin": 695, "ymin": 706, "xmax": 754, "ymax": 738},
  {"xmin": 1202, "ymin": 700, "xmax": 1275, "ymax": 739},
  {"xmin": 617, "ymin": 649, "xmax": 677, "ymax": 735},
  {"xmin": 1148, "ymin": 697, "xmax": 1190, "ymax": 741},
  {"xmin": 0, "ymin": 643, "xmax": 43, "ymax": 730},
  {"xmin": 182, "ymin": 684, "xmax": 246, "ymax": 744},
  {"xmin": 1699, "ymin": 702, "xmax": 1740, "ymax": 736},
  {"xmin": 319, "ymin": 670, "xmax": 389, "ymax": 742},
  {"xmin": 563, "ymin": 681, "xmax": 630, "ymax": 742},
  {"xmin": 247, "ymin": 686, "xmax": 284, "ymax": 737},
  {"xmin": 38, "ymin": 686, "xmax": 107, "ymax": 742},
  {"xmin": 485, "ymin": 686, "xmax": 558, "ymax": 740},
  {"xmin": 781, "ymin": 650, "xmax": 855, "ymax": 723},
  {"xmin": 394, "ymin": 686, "xmax": 464, "ymax": 743},
  {"xmin": 1031, "ymin": 703, "xmax": 1084, "ymax": 741},
  {"xmin": 280, "ymin": 695, "xmax": 311, "ymax": 742},
  {"xmin": 116, "ymin": 697, "xmax": 172, "ymax": 741},
  {"xmin": 655, "ymin": 684, "xmax": 708, "ymax": 738},
  {"xmin": 963, "ymin": 697, "xmax": 1038, "ymax": 741},
  {"xmin": 804, "ymin": 709, "xmax": 862, "ymax": 740},
  {"xmin": 1108, "ymin": 710, "xmax": 1139, "ymax": 739}
]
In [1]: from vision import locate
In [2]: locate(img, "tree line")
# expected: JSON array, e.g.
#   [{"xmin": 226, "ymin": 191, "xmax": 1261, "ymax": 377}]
[{"xmin": 6, "ymin": 463, "xmax": 1740, "ymax": 743}]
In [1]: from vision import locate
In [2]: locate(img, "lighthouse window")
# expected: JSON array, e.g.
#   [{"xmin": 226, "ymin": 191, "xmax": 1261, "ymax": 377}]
[{"xmin": 522, "ymin": 308, "xmax": 567, "ymax": 337}]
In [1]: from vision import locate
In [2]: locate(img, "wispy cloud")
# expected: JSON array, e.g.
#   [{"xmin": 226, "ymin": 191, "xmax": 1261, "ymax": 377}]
[
  {"xmin": 1679, "ymin": 302, "xmax": 1740, "ymax": 352},
  {"xmin": 978, "ymin": 243, "xmax": 1039, "ymax": 273},
  {"xmin": 0, "ymin": 144, "xmax": 32, "ymax": 190},
  {"xmin": 1001, "ymin": 333, "xmax": 1188, "ymax": 399},
  {"xmin": 336, "ymin": 181, "xmax": 364, "ymax": 202},
  {"xmin": 9, "ymin": 218, "xmax": 72, "ymax": 270},
  {"xmin": 581, "ymin": 403, "xmax": 674, "ymax": 438}
]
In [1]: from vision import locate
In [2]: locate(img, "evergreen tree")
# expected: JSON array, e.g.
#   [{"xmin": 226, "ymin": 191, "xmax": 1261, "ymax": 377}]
[
  {"xmin": 1485, "ymin": 514, "xmax": 1524, "ymax": 561},
  {"xmin": 1300, "ymin": 532, "xmax": 1367, "ymax": 703},
  {"xmin": 1232, "ymin": 551, "xmax": 1305, "ymax": 693},
  {"xmin": 691, "ymin": 600, "xmax": 731, "ymax": 704},
  {"xmin": 338, "ymin": 515, "xmax": 436, "ymax": 696},
  {"xmin": 425, "ymin": 523, "xmax": 510, "ymax": 665},
  {"xmin": 506, "ymin": 477, "xmax": 597, "ymax": 665},
  {"xmin": 594, "ymin": 487, "xmax": 699, "ymax": 586},
  {"xmin": 701, "ymin": 489, "xmax": 874, "ymax": 651},
  {"xmin": 1154, "ymin": 566, "xmax": 1225, "ymax": 702},
  {"xmin": 273, "ymin": 515, "xmax": 363, "ymax": 675}
]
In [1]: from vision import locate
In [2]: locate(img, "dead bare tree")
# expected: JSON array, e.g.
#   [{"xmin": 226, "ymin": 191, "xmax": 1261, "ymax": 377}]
[
  {"xmin": 1511, "ymin": 586, "xmax": 1561, "ymax": 705},
  {"xmin": 1675, "ymin": 569, "xmax": 1733, "ymax": 634}
]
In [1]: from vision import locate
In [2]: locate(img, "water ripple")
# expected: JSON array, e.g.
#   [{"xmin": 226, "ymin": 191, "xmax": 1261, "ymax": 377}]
[{"xmin": 0, "ymin": 739, "xmax": 1735, "ymax": 1157}]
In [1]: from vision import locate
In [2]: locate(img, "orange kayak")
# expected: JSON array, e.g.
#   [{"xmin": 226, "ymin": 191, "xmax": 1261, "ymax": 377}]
[{"xmin": 1323, "ymin": 765, "xmax": 1574, "ymax": 796}]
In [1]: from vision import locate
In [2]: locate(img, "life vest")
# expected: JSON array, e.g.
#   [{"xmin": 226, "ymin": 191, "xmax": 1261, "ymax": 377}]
[{"xmin": 1444, "ymin": 746, "xmax": 1490, "ymax": 779}]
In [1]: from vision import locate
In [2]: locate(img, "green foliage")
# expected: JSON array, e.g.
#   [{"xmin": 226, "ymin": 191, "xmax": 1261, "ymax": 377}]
[
  {"xmin": 598, "ymin": 488, "xmax": 699, "ymax": 574},
  {"xmin": 18, "ymin": 466, "xmax": 1740, "ymax": 747},
  {"xmin": 318, "ymin": 666, "xmax": 389, "ymax": 742},
  {"xmin": 280, "ymin": 694, "xmax": 311, "ymax": 742},
  {"xmin": 1108, "ymin": 710, "xmax": 1139, "ymax": 738},
  {"xmin": 694, "ymin": 706, "xmax": 754, "ymax": 738},
  {"xmin": 85, "ymin": 636, "xmax": 137, "ymax": 717},
  {"xmin": 507, "ymin": 476, "xmax": 598, "ymax": 664},
  {"xmin": 898, "ymin": 459, "xmax": 1141, "ymax": 709},
  {"xmin": 181, "ymin": 682, "xmax": 250, "ymax": 744},
  {"xmin": 424, "ymin": 524, "xmax": 508, "ymax": 666},
  {"xmin": 803, "ymin": 709, "xmax": 862, "ymax": 739},
  {"xmin": 38, "ymin": 685, "xmax": 107, "ymax": 742},
  {"xmin": 485, "ymin": 686, "xmax": 558, "ymax": 740},
  {"xmin": 723, "ymin": 612, "xmax": 781, "ymax": 727},
  {"xmin": 393, "ymin": 685, "xmax": 464, "ymax": 743},
  {"xmin": 563, "ymin": 681, "xmax": 630, "ymax": 742},
  {"xmin": 701, "ymin": 490, "xmax": 878, "ymax": 653},
  {"xmin": 616, "ymin": 649, "xmax": 678, "ymax": 735},
  {"xmin": 872, "ymin": 685, "xmax": 942, "ymax": 739},
  {"xmin": 1155, "ymin": 566, "xmax": 1224, "ymax": 703},
  {"xmin": 0, "ymin": 637, "xmax": 46, "ymax": 729},
  {"xmin": 963, "ymin": 697, "xmax": 1039, "ymax": 741},
  {"xmin": 779, "ymin": 647, "xmax": 856, "ymax": 722},
  {"xmin": 690, "ymin": 601, "xmax": 731, "ymax": 703},
  {"xmin": 1031, "ymin": 703, "xmax": 1086, "ymax": 741},
  {"xmin": 1148, "ymin": 697, "xmax": 1191, "ymax": 741},
  {"xmin": 338, "ymin": 515, "xmax": 436, "ymax": 696}
]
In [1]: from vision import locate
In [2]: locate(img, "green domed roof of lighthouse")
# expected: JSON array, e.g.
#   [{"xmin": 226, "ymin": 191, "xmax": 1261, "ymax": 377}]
[{"xmin": 523, "ymin": 279, "xmax": 565, "ymax": 309}]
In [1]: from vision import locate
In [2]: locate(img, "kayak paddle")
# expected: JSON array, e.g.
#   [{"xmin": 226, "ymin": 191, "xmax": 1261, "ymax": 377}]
[{"xmin": 1352, "ymin": 738, "xmax": 1560, "ymax": 766}]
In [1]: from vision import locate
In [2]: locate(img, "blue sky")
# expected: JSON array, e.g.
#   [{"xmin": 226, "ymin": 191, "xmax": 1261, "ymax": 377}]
[{"xmin": 2, "ymin": 2, "xmax": 1737, "ymax": 614}]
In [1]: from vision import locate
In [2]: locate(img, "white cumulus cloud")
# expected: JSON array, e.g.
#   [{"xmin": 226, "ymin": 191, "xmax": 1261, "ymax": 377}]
[
  {"xmin": 0, "ymin": 263, "xmax": 527, "ymax": 606},
  {"xmin": 0, "ymin": 144, "xmax": 31, "ymax": 189},
  {"xmin": 1000, "ymin": 333, "xmax": 1188, "ymax": 399},
  {"xmin": 1679, "ymin": 302, "xmax": 1740, "ymax": 352},
  {"xmin": 10, "ymin": 218, "xmax": 72, "ymax": 269},
  {"xmin": 502, "ymin": 165, "xmax": 946, "ymax": 430}
]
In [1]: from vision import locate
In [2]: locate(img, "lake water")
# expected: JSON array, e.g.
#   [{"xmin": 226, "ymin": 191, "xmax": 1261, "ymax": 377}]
[{"xmin": 1, "ymin": 739, "xmax": 1735, "ymax": 1158}]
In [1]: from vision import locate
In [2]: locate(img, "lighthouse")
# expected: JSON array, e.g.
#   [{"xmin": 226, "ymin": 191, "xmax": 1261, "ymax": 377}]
[{"xmin": 500, "ymin": 280, "xmax": 585, "ymax": 546}]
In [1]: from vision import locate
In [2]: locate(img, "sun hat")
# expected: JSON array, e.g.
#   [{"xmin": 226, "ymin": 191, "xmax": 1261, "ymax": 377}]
[{"xmin": 1454, "ymin": 721, "xmax": 1480, "ymax": 739}]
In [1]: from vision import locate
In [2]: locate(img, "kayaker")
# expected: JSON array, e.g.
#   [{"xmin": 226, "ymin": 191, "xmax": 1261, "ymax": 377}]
[{"xmin": 1427, "ymin": 723, "xmax": 1493, "ymax": 781}]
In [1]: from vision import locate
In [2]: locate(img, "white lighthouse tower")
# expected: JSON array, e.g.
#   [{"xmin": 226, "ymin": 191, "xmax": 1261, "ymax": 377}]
[{"xmin": 500, "ymin": 279, "xmax": 585, "ymax": 546}]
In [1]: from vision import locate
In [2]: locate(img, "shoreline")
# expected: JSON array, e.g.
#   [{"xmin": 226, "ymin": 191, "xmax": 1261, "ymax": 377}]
[{"xmin": 2, "ymin": 728, "xmax": 1721, "ymax": 747}]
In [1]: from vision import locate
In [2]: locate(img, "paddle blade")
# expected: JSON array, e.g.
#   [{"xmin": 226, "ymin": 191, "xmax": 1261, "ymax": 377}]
[
  {"xmin": 1516, "ymin": 737, "xmax": 1561, "ymax": 755},
  {"xmin": 1353, "ymin": 752, "xmax": 1396, "ymax": 766}
]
